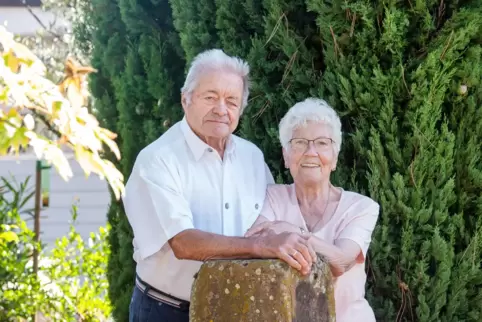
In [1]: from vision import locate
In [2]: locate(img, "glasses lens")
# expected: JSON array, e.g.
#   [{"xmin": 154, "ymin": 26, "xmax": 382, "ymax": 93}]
[
  {"xmin": 291, "ymin": 139, "xmax": 307, "ymax": 151},
  {"xmin": 314, "ymin": 138, "xmax": 332, "ymax": 150}
]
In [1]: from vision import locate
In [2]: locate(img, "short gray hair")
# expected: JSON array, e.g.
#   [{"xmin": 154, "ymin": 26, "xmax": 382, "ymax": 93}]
[
  {"xmin": 181, "ymin": 49, "xmax": 250, "ymax": 113},
  {"xmin": 279, "ymin": 98, "xmax": 342, "ymax": 155}
]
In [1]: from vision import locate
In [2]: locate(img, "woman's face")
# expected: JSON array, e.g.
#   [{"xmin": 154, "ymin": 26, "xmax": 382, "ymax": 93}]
[{"xmin": 283, "ymin": 121, "xmax": 337, "ymax": 185}]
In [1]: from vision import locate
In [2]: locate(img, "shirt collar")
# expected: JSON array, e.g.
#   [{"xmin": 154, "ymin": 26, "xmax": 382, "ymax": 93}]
[{"xmin": 180, "ymin": 116, "xmax": 236, "ymax": 161}]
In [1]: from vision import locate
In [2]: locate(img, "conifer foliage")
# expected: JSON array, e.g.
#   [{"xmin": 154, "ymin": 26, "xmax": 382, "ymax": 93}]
[{"xmin": 80, "ymin": 0, "xmax": 481, "ymax": 320}]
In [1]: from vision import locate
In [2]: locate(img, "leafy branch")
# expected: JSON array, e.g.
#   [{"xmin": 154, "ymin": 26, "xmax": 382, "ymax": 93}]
[{"xmin": 0, "ymin": 26, "xmax": 124, "ymax": 199}]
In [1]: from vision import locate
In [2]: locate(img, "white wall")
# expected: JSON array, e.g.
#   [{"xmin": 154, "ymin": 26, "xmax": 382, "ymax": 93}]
[
  {"xmin": 0, "ymin": 6, "xmax": 69, "ymax": 36},
  {"xmin": 0, "ymin": 152, "xmax": 111, "ymax": 250}
]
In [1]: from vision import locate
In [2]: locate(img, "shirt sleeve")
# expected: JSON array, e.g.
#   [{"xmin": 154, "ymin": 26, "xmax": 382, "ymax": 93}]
[
  {"xmin": 265, "ymin": 162, "xmax": 275, "ymax": 184},
  {"xmin": 122, "ymin": 152, "xmax": 194, "ymax": 261},
  {"xmin": 336, "ymin": 199, "xmax": 380, "ymax": 257}
]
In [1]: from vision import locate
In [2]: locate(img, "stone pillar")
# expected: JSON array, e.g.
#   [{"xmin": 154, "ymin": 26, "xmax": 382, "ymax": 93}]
[{"xmin": 190, "ymin": 257, "xmax": 336, "ymax": 322}]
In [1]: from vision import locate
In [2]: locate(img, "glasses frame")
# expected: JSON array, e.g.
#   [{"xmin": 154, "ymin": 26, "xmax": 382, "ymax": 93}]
[{"xmin": 288, "ymin": 137, "xmax": 335, "ymax": 153}]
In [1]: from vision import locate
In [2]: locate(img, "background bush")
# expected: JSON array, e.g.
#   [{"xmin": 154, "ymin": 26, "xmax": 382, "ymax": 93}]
[
  {"xmin": 77, "ymin": 0, "xmax": 482, "ymax": 321},
  {"xmin": 0, "ymin": 177, "xmax": 111, "ymax": 321}
]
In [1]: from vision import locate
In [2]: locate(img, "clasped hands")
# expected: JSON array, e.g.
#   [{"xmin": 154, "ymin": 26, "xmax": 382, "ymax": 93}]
[{"xmin": 244, "ymin": 221, "xmax": 316, "ymax": 276}]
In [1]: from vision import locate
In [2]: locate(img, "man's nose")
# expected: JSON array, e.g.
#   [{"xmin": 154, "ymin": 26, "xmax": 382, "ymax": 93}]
[{"xmin": 212, "ymin": 101, "xmax": 228, "ymax": 116}]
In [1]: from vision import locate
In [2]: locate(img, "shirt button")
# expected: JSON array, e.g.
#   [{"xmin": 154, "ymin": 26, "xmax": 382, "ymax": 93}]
[
  {"xmin": 255, "ymin": 203, "xmax": 259, "ymax": 210},
  {"xmin": 225, "ymin": 203, "xmax": 229, "ymax": 209},
  {"xmin": 207, "ymin": 148, "xmax": 213, "ymax": 152}
]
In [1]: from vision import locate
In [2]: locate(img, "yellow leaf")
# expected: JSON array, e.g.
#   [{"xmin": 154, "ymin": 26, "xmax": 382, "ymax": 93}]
[
  {"xmin": 0, "ymin": 87, "xmax": 8, "ymax": 102},
  {"xmin": 0, "ymin": 231, "xmax": 19, "ymax": 243},
  {"xmin": 51, "ymin": 100, "xmax": 63, "ymax": 114},
  {"xmin": 3, "ymin": 49, "xmax": 20, "ymax": 73},
  {"xmin": 97, "ymin": 129, "xmax": 121, "ymax": 160},
  {"xmin": 75, "ymin": 145, "xmax": 95, "ymax": 176},
  {"xmin": 6, "ymin": 107, "xmax": 18, "ymax": 118}
]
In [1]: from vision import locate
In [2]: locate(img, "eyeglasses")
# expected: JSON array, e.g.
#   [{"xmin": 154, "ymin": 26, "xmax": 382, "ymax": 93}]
[{"xmin": 289, "ymin": 137, "xmax": 334, "ymax": 153}]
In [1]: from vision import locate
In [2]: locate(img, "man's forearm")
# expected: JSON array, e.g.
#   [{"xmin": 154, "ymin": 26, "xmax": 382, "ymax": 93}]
[{"xmin": 169, "ymin": 229, "xmax": 260, "ymax": 261}]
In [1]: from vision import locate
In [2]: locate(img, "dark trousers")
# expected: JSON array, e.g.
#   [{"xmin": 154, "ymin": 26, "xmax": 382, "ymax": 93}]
[{"xmin": 129, "ymin": 286, "xmax": 189, "ymax": 322}]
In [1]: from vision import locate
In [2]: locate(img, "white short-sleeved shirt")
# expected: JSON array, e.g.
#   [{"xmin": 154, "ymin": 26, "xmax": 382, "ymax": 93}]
[{"xmin": 122, "ymin": 117, "xmax": 274, "ymax": 301}]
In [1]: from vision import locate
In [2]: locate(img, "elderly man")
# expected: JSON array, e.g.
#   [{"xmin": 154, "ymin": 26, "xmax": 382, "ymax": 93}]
[{"xmin": 123, "ymin": 49, "xmax": 316, "ymax": 322}]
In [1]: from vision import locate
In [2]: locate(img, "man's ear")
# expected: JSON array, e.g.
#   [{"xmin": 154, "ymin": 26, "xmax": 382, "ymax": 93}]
[{"xmin": 181, "ymin": 93, "xmax": 188, "ymax": 112}]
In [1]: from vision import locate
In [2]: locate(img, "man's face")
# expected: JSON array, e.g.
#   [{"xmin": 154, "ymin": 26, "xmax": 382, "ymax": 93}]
[{"xmin": 181, "ymin": 70, "xmax": 244, "ymax": 140}]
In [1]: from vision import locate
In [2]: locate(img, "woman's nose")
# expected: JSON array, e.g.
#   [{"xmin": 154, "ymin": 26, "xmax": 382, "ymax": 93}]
[{"xmin": 304, "ymin": 142, "xmax": 318, "ymax": 156}]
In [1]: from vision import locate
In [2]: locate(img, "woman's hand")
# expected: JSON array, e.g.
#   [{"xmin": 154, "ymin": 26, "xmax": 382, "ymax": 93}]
[
  {"xmin": 245, "ymin": 220, "xmax": 302, "ymax": 237},
  {"xmin": 252, "ymin": 230, "xmax": 317, "ymax": 275}
]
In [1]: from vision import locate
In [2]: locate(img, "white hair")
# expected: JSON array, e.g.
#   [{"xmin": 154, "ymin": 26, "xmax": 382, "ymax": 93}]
[
  {"xmin": 279, "ymin": 98, "xmax": 342, "ymax": 155},
  {"xmin": 181, "ymin": 49, "xmax": 250, "ymax": 113}
]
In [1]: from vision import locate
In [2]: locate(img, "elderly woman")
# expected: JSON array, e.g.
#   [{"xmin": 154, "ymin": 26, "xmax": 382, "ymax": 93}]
[{"xmin": 245, "ymin": 98, "xmax": 379, "ymax": 322}]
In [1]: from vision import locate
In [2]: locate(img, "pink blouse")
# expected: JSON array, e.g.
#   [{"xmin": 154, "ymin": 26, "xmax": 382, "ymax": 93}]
[{"xmin": 259, "ymin": 184, "xmax": 379, "ymax": 322}]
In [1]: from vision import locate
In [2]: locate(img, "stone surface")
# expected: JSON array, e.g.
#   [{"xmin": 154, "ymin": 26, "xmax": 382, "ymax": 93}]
[{"xmin": 190, "ymin": 257, "xmax": 336, "ymax": 322}]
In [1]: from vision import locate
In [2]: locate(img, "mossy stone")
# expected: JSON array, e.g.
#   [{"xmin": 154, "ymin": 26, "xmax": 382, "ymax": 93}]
[{"xmin": 190, "ymin": 257, "xmax": 336, "ymax": 322}]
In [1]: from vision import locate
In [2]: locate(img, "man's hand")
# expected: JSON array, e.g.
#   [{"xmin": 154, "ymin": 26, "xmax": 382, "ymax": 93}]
[
  {"xmin": 245, "ymin": 220, "xmax": 301, "ymax": 237},
  {"xmin": 252, "ymin": 231, "xmax": 317, "ymax": 275}
]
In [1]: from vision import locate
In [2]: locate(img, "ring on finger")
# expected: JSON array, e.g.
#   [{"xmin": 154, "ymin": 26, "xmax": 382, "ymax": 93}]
[{"xmin": 291, "ymin": 250, "xmax": 298, "ymax": 257}]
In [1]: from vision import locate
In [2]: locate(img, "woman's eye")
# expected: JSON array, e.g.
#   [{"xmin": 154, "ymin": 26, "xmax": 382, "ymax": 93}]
[{"xmin": 294, "ymin": 140, "xmax": 306, "ymax": 146}]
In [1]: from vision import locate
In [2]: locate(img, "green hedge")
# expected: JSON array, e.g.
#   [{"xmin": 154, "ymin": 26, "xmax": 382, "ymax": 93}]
[{"xmin": 79, "ymin": 0, "xmax": 482, "ymax": 321}]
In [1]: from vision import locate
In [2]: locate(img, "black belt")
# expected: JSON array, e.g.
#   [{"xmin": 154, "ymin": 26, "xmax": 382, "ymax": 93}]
[{"xmin": 135, "ymin": 274, "xmax": 190, "ymax": 312}]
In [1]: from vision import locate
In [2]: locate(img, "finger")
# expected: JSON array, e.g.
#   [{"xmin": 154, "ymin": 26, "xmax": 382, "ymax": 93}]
[
  {"xmin": 292, "ymin": 251, "xmax": 310, "ymax": 275},
  {"xmin": 245, "ymin": 226, "xmax": 263, "ymax": 237},
  {"xmin": 295, "ymin": 244, "xmax": 312, "ymax": 271},
  {"xmin": 278, "ymin": 251, "xmax": 302, "ymax": 271},
  {"xmin": 259, "ymin": 230, "xmax": 272, "ymax": 238},
  {"xmin": 306, "ymin": 242, "xmax": 317, "ymax": 263},
  {"xmin": 355, "ymin": 251, "xmax": 365, "ymax": 264},
  {"xmin": 244, "ymin": 228, "xmax": 257, "ymax": 237},
  {"xmin": 244, "ymin": 229, "xmax": 257, "ymax": 238},
  {"xmin": 330, "ymin": 264, "xmax": 344, "ymax": 277},
  {"xmin": 245, "ymin": 222, "xmax": 272, "ymax": 237},
  {"xmin": 245, "ymin": 231, "xmax": 261, "ymax": 238},
  {"xmin": 345, "ymin": 261, "xmax": 356, "ymax": 272}
]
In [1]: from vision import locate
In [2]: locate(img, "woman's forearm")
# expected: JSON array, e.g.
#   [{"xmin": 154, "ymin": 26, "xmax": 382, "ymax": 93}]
[{"xmin": 308, "ymin": 235, "xmax": 360, "ymax": 274}]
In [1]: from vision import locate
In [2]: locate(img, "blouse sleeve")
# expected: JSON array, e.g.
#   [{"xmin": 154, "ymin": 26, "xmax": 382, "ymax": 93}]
[
  {"xmin": 336, "ymin": 198, "xmax": 380, "ymax": 257},
  {"xmin": 259, "ymin": 185, "xmax": 278, "ymax": 221}
]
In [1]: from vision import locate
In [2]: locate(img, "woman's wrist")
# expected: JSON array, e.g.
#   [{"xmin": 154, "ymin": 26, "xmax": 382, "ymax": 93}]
[{"xmin": 299, "ymin": 227, "xmax": 312, "ymax": 238}]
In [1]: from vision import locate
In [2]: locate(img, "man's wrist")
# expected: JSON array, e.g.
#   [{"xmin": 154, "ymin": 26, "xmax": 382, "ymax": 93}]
[{"xmin": 245, "ymin": 235, "xmax": 261, "ymax": 258}]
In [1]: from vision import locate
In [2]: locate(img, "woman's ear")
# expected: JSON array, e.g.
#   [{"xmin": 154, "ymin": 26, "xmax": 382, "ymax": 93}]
[
  {"xmin": 332, "ymin": 154, "xmax": 339, "ymax": 171},
  {"xmin": 282, "ymin": 147, "xmax": 289, "ymax": 168}
]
